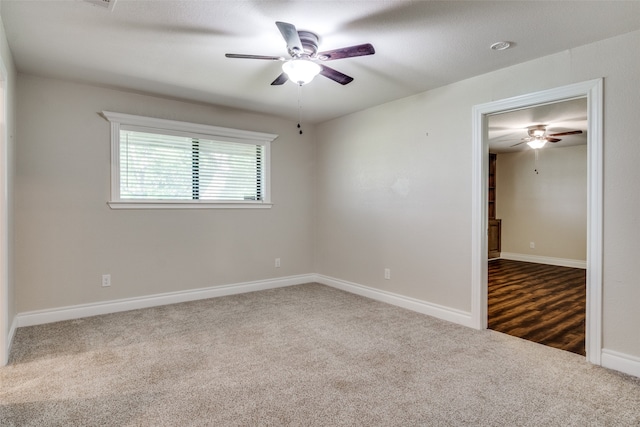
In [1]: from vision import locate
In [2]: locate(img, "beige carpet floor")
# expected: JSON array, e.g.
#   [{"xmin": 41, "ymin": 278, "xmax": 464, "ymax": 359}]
[{"xmin": 1, "ymin": 283, "xmax": 639, "ymax": 426}]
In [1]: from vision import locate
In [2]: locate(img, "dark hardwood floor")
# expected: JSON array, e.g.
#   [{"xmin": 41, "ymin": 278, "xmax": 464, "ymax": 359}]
[{"xmin": 488, "ymin": 259, "xmax": 586, "ymax": 356}]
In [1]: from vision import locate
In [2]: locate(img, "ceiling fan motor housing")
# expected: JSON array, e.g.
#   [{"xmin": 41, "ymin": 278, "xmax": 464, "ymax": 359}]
[
  {"xmin": 527, "ymin": 124, "xmax": 547, "ymax": 137},
  {"xmin": 297, "ymin": 31, "xmax": 319, "ymax": 57}
]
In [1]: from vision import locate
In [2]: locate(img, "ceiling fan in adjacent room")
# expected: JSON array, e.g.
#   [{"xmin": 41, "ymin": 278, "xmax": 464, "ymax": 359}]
[
  {"xmin": 510, "ymin": 125, "xmax": 583, "ymax": 149},
  {"xmin": 225, "ymin": 21, "xmax": 375, "ymax": 86}
]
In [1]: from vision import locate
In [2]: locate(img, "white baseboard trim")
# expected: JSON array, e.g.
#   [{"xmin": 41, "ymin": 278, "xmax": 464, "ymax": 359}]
[
  {"xmin": 14, "ymin": 273, "xmax": 636, "ymax": 378},
  {"xmin": 8, "ymin": 316, "xmax": 17, "ymax": 348},
  {"xmin": 500, "ymin": 252, "xmax": 586, "ymax": 269},
  {"xmin": 601, "ymin": 349, "xmax": 640, "ymax": 378},
  {"xmin": 315, "ymin": 274, "xmax": 474, "ymax": 328},
  {"xmin": 2, "ymin": 316, "xmax": 17, "ymax": 366},
  {"xmin": 16, "ymin": 274, "xmax": 315, "ymax": 328}
]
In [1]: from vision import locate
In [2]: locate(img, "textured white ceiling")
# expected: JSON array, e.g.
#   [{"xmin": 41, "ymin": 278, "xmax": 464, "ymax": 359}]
[{"xmin": 3, "ymin": 1, "xmax": 640, "ymax": 124}]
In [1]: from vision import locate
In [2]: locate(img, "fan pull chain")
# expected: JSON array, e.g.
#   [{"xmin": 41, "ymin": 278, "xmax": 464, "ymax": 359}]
[
  {"xmin": 534, "ymin": 149, "xmax": 539, "ymax": 174},
  {"xmin": 297, "ymin": 83, "xmax": 303, "ymax": 135}
]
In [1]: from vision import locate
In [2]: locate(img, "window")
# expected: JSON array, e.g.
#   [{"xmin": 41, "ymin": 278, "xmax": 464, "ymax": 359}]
[{"xmin": 103, "ymin": 112, "xmax": 277, "ymax": 209}]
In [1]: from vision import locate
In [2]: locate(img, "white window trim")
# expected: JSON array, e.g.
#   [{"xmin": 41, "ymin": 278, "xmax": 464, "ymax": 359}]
[{"xmin": 102, "ymin": 111, "xmax": 277, "ymax": 209}]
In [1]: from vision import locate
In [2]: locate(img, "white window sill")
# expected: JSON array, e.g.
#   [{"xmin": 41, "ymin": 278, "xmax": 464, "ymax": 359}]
[{"xmin": 108, "ymin": 201, "xmax": 273, "ymax": 210}]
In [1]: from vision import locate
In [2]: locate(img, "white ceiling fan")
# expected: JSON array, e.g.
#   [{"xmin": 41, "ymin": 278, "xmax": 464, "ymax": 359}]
[
  {"xmin": 510, "ymin": 125, "xmax": 583, "ymax": 149},
  {"xmin": 225, "ymin": 21, "xmax": 375, "ymax": 86}
]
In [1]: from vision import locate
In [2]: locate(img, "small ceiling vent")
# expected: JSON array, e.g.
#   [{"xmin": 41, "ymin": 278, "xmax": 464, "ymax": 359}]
[{"xmin": 83, "ymin": 0, "xmax": 117, "ymax": 12}]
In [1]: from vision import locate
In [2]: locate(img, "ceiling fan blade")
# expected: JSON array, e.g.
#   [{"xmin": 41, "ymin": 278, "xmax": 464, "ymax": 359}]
[
  {"xmin": 510, "ymin": 140, "xmax": 528, "ymax": 147},
  {"xmin": 270, "ymin": 73, "xmax": 289, "ymax": 86},
  {"xmin": 548, "ymin": 130, "xmax": 583, "ymax": 137},
  {"xmin": 317, "ymin": 43, "xmax": 376, "ymax": 61},
  {"xmin": 319, "ymin": 65, "xmax": 354, "ymax": 85},
  {"xmin": 275, "ymin": 21, "xmax": 303, "ymax": 56},
  {"xmin": 547, "ymin": 138, "xmax": 562, "ymax": 143},
  {"xmin": 225, "ymin": 54, "xmax": 284, "ymax": 61}
]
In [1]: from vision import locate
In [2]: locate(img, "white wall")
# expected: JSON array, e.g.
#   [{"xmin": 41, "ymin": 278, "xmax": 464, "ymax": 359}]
[
  {"xmin": 315, "ymin": 85, "xmax": 474, "ymax": 311},
  {"xmin": 15, "ymin": 75, "xmax": 315, "ymax": 312},
  {"xmin": 496, "ymin": 145, "xmax": 587, "ymax": 261},
  {"xmin": 316, "ymin": 29, "xmax": 640, "ymax": 358}
]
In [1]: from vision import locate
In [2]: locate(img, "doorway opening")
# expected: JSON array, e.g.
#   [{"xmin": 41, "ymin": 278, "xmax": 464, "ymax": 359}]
[
  {"xmin": 471, "ymin": 79, "xmax": 603, "ymax": 365},
  {"xmin": 486, "ymin": 98, "xmax": 588, "ymax": 356}
]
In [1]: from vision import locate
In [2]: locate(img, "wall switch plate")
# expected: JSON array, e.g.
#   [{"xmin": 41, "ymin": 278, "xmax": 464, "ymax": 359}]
[
  {"xmin": 275, "ymin": 258, "xmax": 281, "ymax": 268},
  {"xmin": 102, "ymin": 274, "xmax": 111, "ymax": 287},
  {"xmin": 529, "ymin": 242, "xmax": 535, "ymax": 249},
  {"xmin": 384, "ymin": 268, "xmax": 391, "ymax": 280}
]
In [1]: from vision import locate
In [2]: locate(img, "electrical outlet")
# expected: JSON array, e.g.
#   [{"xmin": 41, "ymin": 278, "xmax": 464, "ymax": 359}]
[
  {"xmin": 529, "ymin": 242, "xmax": 535, "ymax": 249},
  {"xmin": 102, "ymin": 274, "xmax": 111, "ymax": 287},
  {"xmin": 275, "ymin": 258, "xmax": 281, "ymax": 268},
  {"xmin": 384, "ymin": 268, "xmax": 391, "ymax": 280}
]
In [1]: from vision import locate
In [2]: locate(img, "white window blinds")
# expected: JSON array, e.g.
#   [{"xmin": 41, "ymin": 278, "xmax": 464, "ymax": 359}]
[
  {"xmin": 119, "ymin": 129, "xmax": 264, "ymax": 201},
  {"xmin": 102, "ymin": 111, "xmax": 276, "ymax": 209}
]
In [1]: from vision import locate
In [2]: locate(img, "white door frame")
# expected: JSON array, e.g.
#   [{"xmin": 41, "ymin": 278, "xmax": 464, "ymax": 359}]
[{"xmin": 470, "ymin": 79, "xmax": 603, "ymax": 365}]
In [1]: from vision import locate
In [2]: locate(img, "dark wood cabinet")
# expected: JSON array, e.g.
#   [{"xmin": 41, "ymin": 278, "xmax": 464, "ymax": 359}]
[
  {"xmin": 488, "ymin": 153, "xmax": 501, "ymax": 259},
  {"xmin": 488, "ymin": 153, "xmax": 497, "ymax": 220},
  {"xmin": 488, "ymin": 218, "xmax": 502, "ymax": 259}
]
